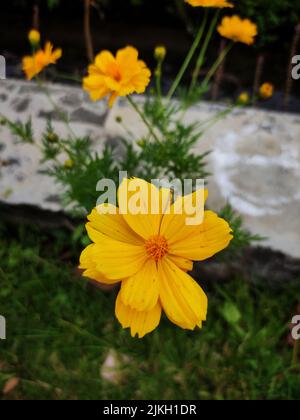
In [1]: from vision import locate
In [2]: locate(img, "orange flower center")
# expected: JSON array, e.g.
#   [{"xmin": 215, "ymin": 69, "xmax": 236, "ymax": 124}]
[
  {"xmin": 108, "ymin": 62, "xmax": 122, "ymax": 82},
  {"xmin": 145, "ymin": 235, "xmax": 169, "ymax": 261}
]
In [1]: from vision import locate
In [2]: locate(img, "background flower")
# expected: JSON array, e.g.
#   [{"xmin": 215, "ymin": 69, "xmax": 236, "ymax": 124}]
[
  {"xmin": 22, "ymin": 42, "xmax": 62, "ymax": 80},
  {"xmin": 83, "ymin": 46, "xmax": 151, "ymax": 107},
  {"xmin": 185, "ymin": 0, "xmax": 234, "ymax": 8},
  {"xmin": 217, "ymin": 15, "xmax": 258, "ymax": 45},
  {"xmin": 259, "ymin": 82, "xmax": 274, "ymax": 99}
]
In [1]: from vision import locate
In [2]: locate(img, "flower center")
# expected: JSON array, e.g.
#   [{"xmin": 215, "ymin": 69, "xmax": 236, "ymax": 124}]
[
  {"xmin": 145, "ymin": 235, "xmax": 169, "ymax": 261},
  {"xmin": 108, "ymin": 62, "xmax": 122, "ymax": 82}
]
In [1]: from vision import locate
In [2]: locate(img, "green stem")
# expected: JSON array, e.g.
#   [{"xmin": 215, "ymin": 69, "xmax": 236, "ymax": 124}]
[
  {"xmin": 54, "ymin": 72, "xmax": 82, "ymax": 84},
  {"xmin": 127, "ymin": 96, "xmax": 161, "ymax": 143},
  {"xmin": 189, "ymin": 10, "xmax": 219, "ymax": 94},
  {"xmin": 200, "ymin": 42, "xmax": 233, "ymax": 91},
  {"xmin": 292, "ymin": 338, "xmax": 300, "ymax": 368},
  {"xmin": 155, "ymin": 62, "xmax": 163, "ymax": 101},
  {"xmin": 166, "ymin": 11, "xmax": 208, "ymax": 101}
]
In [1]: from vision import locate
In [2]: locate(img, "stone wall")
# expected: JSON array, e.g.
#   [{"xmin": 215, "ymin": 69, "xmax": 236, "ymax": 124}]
[{"xmin": 1, "ymin": 79, "xmax": 300, "ymax": 258}]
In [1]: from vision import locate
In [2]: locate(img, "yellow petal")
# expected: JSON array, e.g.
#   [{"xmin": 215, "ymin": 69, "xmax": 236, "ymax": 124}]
[
  {"xmin": 108, "ymin": 91, "xmax": 118, "ymax": 107},
  {"xmin": 167, "ymin": 255, "xmax": 193, "ymax": 272},
  {"xmin": 120, "ymin": 259, "xmax": 159, "ymax": 311},
  {"xmin": 86, "ymin": 231, "xmax": 147, "ymax": 280},
  {"xmin": 83, "ymin": 74, "xmax": 110, "ymax": 101},
  {"xmin": 158, "ymin": 259, "xmax": 207, "ymax": 330},
  {"xmin": 79, "ymin": 244, "xmax": 119, "ymax": 284},
  {"xmin": 169, "ymin": 210, "xmax": 233, "ymax": 261},
  {"xmin": 129, "ymin": 64, "xmax": 152, "ymax": 94},
  {"xmin": 95, "ymin": 50, "xmax": 116, "ymax": 73},
  {"xmin": 118, "ymin": 178, "xmax": 167, "ymax": 240},
  {"xmin": 115, "ymin": 292, "xmax": 162, "ymax": 338},
  {"xmin": 88, "ymin": 204, "xmax": 143, "ymax": 245},
  {"xmin": 160, "ymin": 189, "xmax": 208, "ymax": 241},
  {"xmin": 51, "ymin": 48, "xmax": 62, "ymax": 62},
  {"xmin": 116, "ymin": 46, "xmax": 139, "ymax": 66}
]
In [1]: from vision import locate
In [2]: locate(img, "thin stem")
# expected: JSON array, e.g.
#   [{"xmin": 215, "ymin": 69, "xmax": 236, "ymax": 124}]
[
  {"xmin": 127, "ymin": 96, "xmax": 161, "ymax": 143},
  {"xmin": 166, "ymin": 11, "xmax": 208, "ymax": 101},
  {"xmin": 201, "ymin": 42, "xmax": 233, "ymax": 90},
  {"xmin": 52, "ymin": 71, "xmax": 82, "ymax": 84},
  {"xmin": 189, "ymin": 10, "xmax": 219, "ymax": 94},
  {"xmin": 155, "ymin": 62, "xmax": 163, "ymax": 102},
  {"xmin": 252, "ymin": 54, "xmax": 265, "ymax": 107},
  {"xmin": 83, "ymin": 0, "xmax": 94, "ymax": 62}
]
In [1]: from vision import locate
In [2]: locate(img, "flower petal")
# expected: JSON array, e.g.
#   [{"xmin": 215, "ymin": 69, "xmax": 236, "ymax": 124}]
[
  {"xmin": 120, "ymin": 259, "xmax": 159, "ymax": 311},
  {"xmin": 167, "ymin": 255, "xmax": 193, "ymax": 272},
  {"xmin": 83, "ymin": 74, "xmax": 110, "ymax": 101},
  {"xmin": 86, "ymin": 227, "xmax": 147, "ymax": 280},
  {"xmin": 158, "ymin": 259, "xmax": 207, "ymax": 330},
  {"xmin": 115, "ymin": 292, "xmax": 162, "ymax": 338},
  {"xmin": 118, "ymin": 178, "xmax": 171, "ymax": 240},
  {"xmin": 116, "ymin": 46, "xmax": 139, "ymax": 66},
  {"xmin": 79, "ymin": 244, "xmax": 119, "ymax": 284},
  {"xmin": 95, "ymin": 50, "xmax": 116, "ymax": 73},
  {"xmin": 169, "ymin": 210, "xmax": 233, "ymax": 261},
  {"xmin": 160, "ymin": 189, "xmax": 208, "ymax": 241},
  {"xmin": 88, "ymin": 204, "xmax": 143, "ymax": 245}
]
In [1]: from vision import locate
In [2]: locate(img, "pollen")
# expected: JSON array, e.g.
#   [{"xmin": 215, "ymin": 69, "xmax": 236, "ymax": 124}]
[{"xmin": 145, "ymin": 235, "xmax": 169, "ymax": 261}]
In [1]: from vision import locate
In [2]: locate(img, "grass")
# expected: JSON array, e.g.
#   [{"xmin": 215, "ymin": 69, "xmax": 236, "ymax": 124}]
[{"xmin": 0, "ymin": 221, "xmax": 300, "ymax": 400}]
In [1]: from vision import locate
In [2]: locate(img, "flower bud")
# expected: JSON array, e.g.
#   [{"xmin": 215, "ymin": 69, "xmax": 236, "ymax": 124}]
[
  {"xmin": 237, "ymin": 92, "xmax": 250, "ymax": 105},
  {"xmin": 64, "ymin": 159, "xmax": 74, "ymax": 169},
  {"xmin": 28, "ymin": 29, "xmax": 41, "ymax": 46},
  {"xmin": 154, "ymin": 46, "xmax": 167, "ymax": 62}
]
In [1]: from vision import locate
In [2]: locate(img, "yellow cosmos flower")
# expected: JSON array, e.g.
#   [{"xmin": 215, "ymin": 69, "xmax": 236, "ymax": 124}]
[
  {"xmin": 217, "ymin": 15, "xmax": 258, "ymax": 45},
  {"xmin": 79, "ymin": 178, "xmax": 233, "ymax": 338},
  {"xmin": 185, "ymin": 0, "xmax": 234, "ymax": 8},
  {"xmin": 22, "ymin": 42, "xmax": 62, "ymax": 80},
  {"xmin": 28, "ymin": 29, "xmax": 41, "ymax": 46},
  {"xmin": 83, "ymin": 46, "xmax": 151, "ymax": 108},
  {"xmin": 259, "ymin": 83, "xmax": 274, "ymax": 100}
]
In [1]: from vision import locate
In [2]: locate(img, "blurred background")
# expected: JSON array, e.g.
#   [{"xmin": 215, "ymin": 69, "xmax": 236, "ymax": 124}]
[{"xmin": 1, "ymin": 0, "xmax": 300, "ymax": 111}]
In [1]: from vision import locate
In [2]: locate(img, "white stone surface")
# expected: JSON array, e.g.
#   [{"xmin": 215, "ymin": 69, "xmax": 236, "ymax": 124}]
[{"xmin": 1, "ymin": 79, "xmax": 300, "ymax": 258}]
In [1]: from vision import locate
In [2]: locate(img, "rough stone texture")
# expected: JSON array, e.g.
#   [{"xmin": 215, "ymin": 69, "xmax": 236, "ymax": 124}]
[
  {"xmin": 0, "ymin": 79, "xmax": 107, "ymax": 212},
  {"xmin": 1, "ymin": 79, "xmax": 300, "ymax": 258}
]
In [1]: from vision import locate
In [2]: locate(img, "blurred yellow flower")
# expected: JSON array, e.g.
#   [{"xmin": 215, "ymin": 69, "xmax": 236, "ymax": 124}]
[
  {"xmin": 238, "ymin": 92, "xmax": 250, "ymax": 105},
  {"xmin": 22, "ymin": 42, "xmax": 62, "ymax": 80},
  {"xmin": 185, "ymin": 0, "xmax": 234, "ymax": 8},
  {"xmin": 28, "ymin": 29, "xmax": 40, "ymax": 46},
  {"xmin": 218, "ymin": 15, "xmax": 258, "ymax": 45},
  {"xmin": 259, "ymin": 83, "xmax": 274, "ymax": 100},
  {"xmin": 154, "ymin": 46, "xmax": 167, "ymax": 61},
  {"xmin": 83, "ymin": 46, "xmax": 151, "ymax": 108},
  {"xmin": 79, "ymin": 178, "xmax": 233, "ymax": 338}
]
